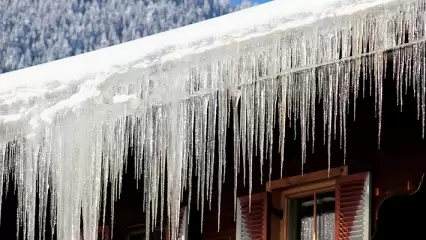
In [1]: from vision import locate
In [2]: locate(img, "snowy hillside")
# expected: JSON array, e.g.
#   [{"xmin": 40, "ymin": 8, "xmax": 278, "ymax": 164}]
[{"xmin": 0, "ymin": 0, "xmax": 244, "ymax": 74}]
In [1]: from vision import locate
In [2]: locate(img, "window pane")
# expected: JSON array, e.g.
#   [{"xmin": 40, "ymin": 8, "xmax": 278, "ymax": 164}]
[
  {"xmin": 288, "ymin": 192, "xmax": 336, "ymax": 240},
  {"xmin": 289, "ymin": 195, "xmax": 315, "ymax": 240},
  {"xmin": 316, "ymin": 191, "xmax": 335, "ymax": 240}
]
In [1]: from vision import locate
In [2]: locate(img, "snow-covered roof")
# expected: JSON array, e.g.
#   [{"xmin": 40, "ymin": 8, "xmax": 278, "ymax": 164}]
[
  {"xmin": 0, "ymin": 0, "xmax": 393, "ymax": 90},
  {"xmin": 0, "ymin": 0, "xmax": 397, "ymax": 131},
  {"xmin": 0, "ymin": 0, "xmax": 425, "ymax": 239}
]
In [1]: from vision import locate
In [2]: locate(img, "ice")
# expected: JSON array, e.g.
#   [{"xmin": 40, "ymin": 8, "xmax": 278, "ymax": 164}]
[
  {"xmin": 232, "ymin": 94, "xmax": 241, "ymax": 220},
  {"xmin": 266, "ymin": 78, "xmax": 277, "ymax": 185},
  {"xmin": 257, "ymin": 81, "xmax": 265, "ymax": 185},
  {"xmin": 279, "ymin": 77, "xmax": 287, "ymax": 179},
  {"xmin": 217, "ymin": 90, "xmax": 229, "ymax": 230},
  {"xmin": 1, "ymin": 0, "xmax": 426, "ymax": 239},
  {"xmin": 247, "ymin": 84, "xmax": 255, "ymax": 211},
  {"xmin": 207, "ymin": 93, "xmax": 217, "ymax": 211}
]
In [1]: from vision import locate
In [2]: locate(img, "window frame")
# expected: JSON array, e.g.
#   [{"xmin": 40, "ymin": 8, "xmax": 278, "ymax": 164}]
[{"xmin": 267, "ymin": 166, "xmax": 348, "ymax": 240}]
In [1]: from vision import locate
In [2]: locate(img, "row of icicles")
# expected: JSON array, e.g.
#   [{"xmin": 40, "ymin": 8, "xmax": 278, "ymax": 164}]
[{"xmin": 0, "ymin": 0, "xmax": 426, "ymax": 239}]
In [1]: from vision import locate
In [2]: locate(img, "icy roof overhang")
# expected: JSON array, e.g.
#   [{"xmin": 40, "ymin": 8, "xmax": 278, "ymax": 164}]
[
  {"xmin": 0, "ymin": 0, "xmax": 394, "ymax": 90},
  {"xmin": 0, "ymin": 0, "xmax": 400, "ymax": 134},
  {"xmin": 0, "ymin": 0, "xmax": 425, "ymax": 239}
]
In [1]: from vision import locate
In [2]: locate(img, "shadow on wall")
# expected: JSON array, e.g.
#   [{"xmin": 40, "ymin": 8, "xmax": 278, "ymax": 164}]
[{"xmin": 372, "ymin": 173, "xmax": 426, "ymax": 240}]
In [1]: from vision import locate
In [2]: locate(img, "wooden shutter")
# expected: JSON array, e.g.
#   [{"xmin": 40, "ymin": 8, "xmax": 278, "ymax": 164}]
[
  {"xmin": 178, "ymin": 206, "xmax": 188, "ymax": 240},
  {"xmin": 236, "ymin": 192, "xmax": 269, "ymax": 240},
  {"xmin": 335, "ymin": 172, "xmax": 371, "ymax": 240}
]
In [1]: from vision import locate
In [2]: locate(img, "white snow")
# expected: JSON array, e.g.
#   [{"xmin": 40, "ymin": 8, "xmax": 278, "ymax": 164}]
[
  {"xmin": 0, "ymin": 0, "xmax": 395, "ymax": 140},
  {"xmin": 0, "ymin": 0, "xmax": 425, "ymax": 239},
  {"xmin": 0, "ymin": 0, "xmax": 392, "ymax": 95}
]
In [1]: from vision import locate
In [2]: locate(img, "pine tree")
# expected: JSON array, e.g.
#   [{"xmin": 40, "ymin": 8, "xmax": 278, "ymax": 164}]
[{"xmin": 0, "ymin": 0, "xmax": 249, "ymax": 74}]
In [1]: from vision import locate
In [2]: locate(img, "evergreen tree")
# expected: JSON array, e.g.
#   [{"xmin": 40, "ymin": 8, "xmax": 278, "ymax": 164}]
[{"xmin": 0, "ymin": 0, "xmax": 249, "ymax": 74}]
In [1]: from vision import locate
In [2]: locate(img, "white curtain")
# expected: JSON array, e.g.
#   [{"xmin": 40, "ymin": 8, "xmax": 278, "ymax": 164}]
[
  {"xmin": 317, "ymin": 212, "xmax": 334, "ymax": 240},
  {"xmin": 301, "ymin": 216, "xmax": 314, "ymax": 240},
  {"xmin": 300, "ymin": 213, "xmax": 335, "ymax": 240}
]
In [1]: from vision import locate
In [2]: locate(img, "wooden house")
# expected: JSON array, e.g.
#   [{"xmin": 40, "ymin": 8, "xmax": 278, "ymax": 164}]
[{"xmin": 1, "ymin": 0, "xmax": 426, "ymax": 240}]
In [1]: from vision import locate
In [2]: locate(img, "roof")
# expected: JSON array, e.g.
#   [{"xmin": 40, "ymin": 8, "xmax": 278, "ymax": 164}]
[
  {"xmin": 0, "ymin": 0, "xmax": 393, "ymax": 89},
  {"xmin": 0, "ymin": 0, "xmax": 396, "ymax": 134}
]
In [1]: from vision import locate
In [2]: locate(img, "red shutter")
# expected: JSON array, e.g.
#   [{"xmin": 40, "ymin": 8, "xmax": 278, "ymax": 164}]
[
  {"xmin": 236, "ymin": 192, "xmax": 269, "ymax": 240},
  {"xmin": 335, "ymin": 172, "xmax": 371, "ymax": 240}
]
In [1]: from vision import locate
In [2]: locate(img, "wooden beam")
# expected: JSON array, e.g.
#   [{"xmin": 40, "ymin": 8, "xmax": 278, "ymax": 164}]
[
  {"xmin": 270, "ymin": 193, "xmax": 282, "ymax": 240},
  {"xmin": 286, "ymin": 184, "xmax": 336, "ymax": 199},
  {"xmin": 282, "ymin": 179, "xmax": 336, "ymax": 198},
  {"xmin": 281, "ymin": 193, "xmax": 289, "ymax": 240},
  {"xmin": 266, "ymin": 166, "xmax": 348, "ymax": 192}
]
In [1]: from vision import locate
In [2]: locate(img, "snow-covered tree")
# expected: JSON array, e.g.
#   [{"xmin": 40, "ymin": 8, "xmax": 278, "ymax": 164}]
[{"xmin": 0, "ymin": 0, "xmax": 249, "ymax": 74}]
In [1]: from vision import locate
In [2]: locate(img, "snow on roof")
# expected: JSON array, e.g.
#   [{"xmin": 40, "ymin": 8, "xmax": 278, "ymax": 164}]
[
  {"xmin": 1, "ymin": 0, "xmax": 425, "ymax": 239},
  {"xmin": 0, "ymin": 0, "xmax": 392, "ymax": 92},
  {"xmin": 0, "ymin": 0, "xmax": 397, "ymax": 139}
]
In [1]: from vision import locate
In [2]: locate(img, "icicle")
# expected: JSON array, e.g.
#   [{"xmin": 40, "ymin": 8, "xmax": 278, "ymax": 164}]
[
  {"xmin": 186, "ymin": 98, "xmax": 195, "ymax": 223},
  {"xmin": 101, "ymin": 125, "xmax": 110, "ymax": 240},
  {"xmin": 195, "ymin": 99, "xmax": 202, "ymax": 213},
  {"xmin": 217, "ymin": 89, "xmax": 229, "ymax": 231},
  {"xmin": 279, "ymin": 76, "xmax": 287, "ymax": 179},
  {"xmin": 254, "ymin": 78, "xmax": 259, "ymax": 157},
  {"xmin": 327, "ymin": 66, "xmax": 334, "ymax": 175},
  {"xmin": 341, "ymin": 63, "xmax": 349, "ymax": 164},
  {"xmin": 422, "ymin": 44, "xmax": 426, "ymax": 139},
  {"xmin": 333, "ymin": 64, "xmax": 339, "ymax": 143},
  {"xmin": 240, "ymin": 86, "xmax": 247, "ymax": 187},
  {"xmin": 194, "ymin": 95, "xmax": 209, "ymax": 233},
  {"xmin": 206, "ymin": 93, "xmax": 217, "ymax": 210},
  {"xmin": 258, "ymin": 80, "xmax": 265, "ymax": 185},
  {"xmin": 247, "ymin": 84, "xmax": 255, "ymax": 211},
  {"xmin": 232, "ymin": 94, "xmax": 240, "ymax": 221},
  {"xmin": 267, "ymin": 79, "xmax": 276, "ymax": 185},
  {"xmin": 376, "ymin": 53, "xmax": 384, "ymax": 149},
  {"xmin": 310, "ymin": 69, "xmax": 317, "ymax": 155},
  {"xmin": 0, "ymin": 144, "xmax": 4, "ymax": 231},
  {"xmin": 300, "ymin": 73, "xmax": 307, "ymax": 170}
]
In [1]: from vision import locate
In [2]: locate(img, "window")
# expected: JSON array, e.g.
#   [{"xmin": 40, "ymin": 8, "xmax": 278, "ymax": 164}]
[
  {"xmin": 277, "ymin": 167, "xmax": 370, "ymax": 240},
  {"xmin": 234, "ymin": 166, "xmax": 371, "ymax": 240},
  {"xmin": 287, "ymin": 191, "xmax": 335, "ymax": 240}
]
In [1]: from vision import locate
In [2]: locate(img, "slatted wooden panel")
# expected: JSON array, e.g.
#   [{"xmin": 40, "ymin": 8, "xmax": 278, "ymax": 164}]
[
  {"xmin": 335, "ymin": 172, "xmax": 371, "ymax": 240},
  {"xmin": 236, "ymin": 192, "xmax": 269, "ymax": 240}
]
